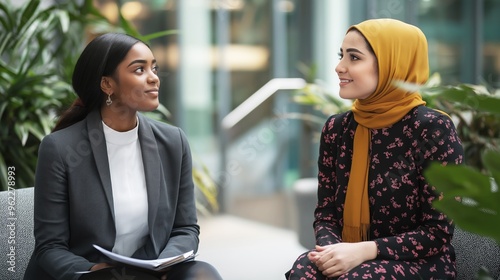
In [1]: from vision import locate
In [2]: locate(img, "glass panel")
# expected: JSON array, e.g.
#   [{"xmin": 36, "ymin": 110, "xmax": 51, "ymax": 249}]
[
  {"xmin": 483, "ymin": 0, "xmax": 500, "ymax": 88},
  {"xmin": 373, "ymin": 0, "xmax": 408, "ymax": 20},
  {"xmin": 418, "ymin": 0, "xmax": 470, "ymax": 84},
  {"xmin": 213, "ymin": 0, "xmax": 272, "ymax": 110}
]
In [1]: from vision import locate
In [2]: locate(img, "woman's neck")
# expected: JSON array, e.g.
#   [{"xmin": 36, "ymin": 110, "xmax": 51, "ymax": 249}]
[{"xmin": 100, "ymin": 106, "xmax": 138, "ymax": 132}]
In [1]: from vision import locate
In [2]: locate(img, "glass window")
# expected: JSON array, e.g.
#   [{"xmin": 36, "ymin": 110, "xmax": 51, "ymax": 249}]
[
  {"xmin": 418, "ymin": 0, "xmax": 470, "ymax": 84},
  {"xmin": 483, "ymin": 0, "xmax": 500, "ymax": 88},
  {"xmin": 372, "ymin": 0, "xmax": 408, "ymax": 20}
]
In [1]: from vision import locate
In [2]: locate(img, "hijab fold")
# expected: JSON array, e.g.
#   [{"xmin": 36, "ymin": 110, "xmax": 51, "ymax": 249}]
[{"xmin": 342, "ymin": 19, "xmax": 428, "ymax": 243}]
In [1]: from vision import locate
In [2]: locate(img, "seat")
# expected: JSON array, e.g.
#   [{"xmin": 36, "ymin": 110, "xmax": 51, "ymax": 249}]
[
  {"xmin": 453, "ymin": 226, "xmax": 500, "ymax": 280},
  {"xmin": 0, "ymin": 187, "xmax": 35, "ymax": 280},
  {"xmin": 2, "ymin": 186, "xmax": 500, "ymax": 279}
]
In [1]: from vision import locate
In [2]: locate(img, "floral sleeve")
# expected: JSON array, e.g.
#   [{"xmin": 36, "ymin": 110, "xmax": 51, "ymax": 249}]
[{"xmin": 314, "ymin": 114, "xmax": 344, "ymax": 246}]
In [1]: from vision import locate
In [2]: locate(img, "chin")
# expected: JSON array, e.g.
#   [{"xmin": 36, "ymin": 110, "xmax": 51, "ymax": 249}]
[{"xmin": 339, "ymin": 91, "xmax": 354, "ymax": 100}]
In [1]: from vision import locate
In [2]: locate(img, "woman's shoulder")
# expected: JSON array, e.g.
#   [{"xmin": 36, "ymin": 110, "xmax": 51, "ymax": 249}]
[
  {"xmin": 43, "ymin": 118, "xmax": 87, "ymax": 144},
  {"xmin": 37, "ymin": 119, "xmax": 89, "ymax": 161},
  {"xmin": 407, "ymin": 106, "xmax": 460, "ymax": 143},
  {"xmin": 323, "ymin": 110, "xmax": 354, "ymax": 132},
  {"xmin": 412, "ymin": 105, "xmax": 455, "ymax": 129}
]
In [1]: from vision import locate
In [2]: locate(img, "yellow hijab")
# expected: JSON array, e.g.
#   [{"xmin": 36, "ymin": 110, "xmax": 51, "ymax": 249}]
[{"xmin": 342, "ymin": 19, "xmax": 428, "ymax": 242}]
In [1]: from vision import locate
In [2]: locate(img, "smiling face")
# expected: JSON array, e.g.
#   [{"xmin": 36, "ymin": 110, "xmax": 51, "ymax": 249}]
[
  {"xmin": 335, "ymin": 30, "xmax": 378, "ymax": 100},
  {"xmin": 103, "ymin": 42, "xmax": 160, "ymax": 114}
]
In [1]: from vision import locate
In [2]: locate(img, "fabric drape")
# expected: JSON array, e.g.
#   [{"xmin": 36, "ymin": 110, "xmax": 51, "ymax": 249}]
[{"xmin": 342, "ymin": 19, "xmax": 428, "ymax": 242}]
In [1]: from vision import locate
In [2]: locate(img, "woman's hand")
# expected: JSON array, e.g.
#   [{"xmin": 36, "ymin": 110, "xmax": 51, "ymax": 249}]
[
  {"xmin": 89, "ymin": 262, "xmax": 113, "ymax": 271},
  {"xmin": 307, "ymin": 241, "xmax": 377, "ymax": 278}
]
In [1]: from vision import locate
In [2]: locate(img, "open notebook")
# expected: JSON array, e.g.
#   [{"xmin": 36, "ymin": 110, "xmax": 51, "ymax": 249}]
[{"xmin": 76, "ymin": 245, "xmax": 195, "ymax": 274}]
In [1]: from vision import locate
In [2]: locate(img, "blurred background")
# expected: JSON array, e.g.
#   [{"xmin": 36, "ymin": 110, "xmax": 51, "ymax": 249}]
[
  {"xmin": 89, "ymin": 0, "xmax": 500, "ymax": 222},
  {"xmin": 2, "ymin": 0, "xmax": 500, "ymax": 279}
]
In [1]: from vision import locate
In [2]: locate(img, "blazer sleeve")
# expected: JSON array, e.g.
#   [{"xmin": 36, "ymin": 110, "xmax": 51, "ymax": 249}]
[
  {"xmin": 158, "ymin": 128, "xmax": 200, "ymax": 258},
  {"xmin": 33, "ymin": 135, "xmax": 95, "ymax": 280}
]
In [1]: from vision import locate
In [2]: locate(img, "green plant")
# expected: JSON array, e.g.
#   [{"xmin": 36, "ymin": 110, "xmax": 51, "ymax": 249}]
[
  {"xmin": 384, "ymin": 74, "xmax": 500, "ymax": 246},
  {"xmin": 413, "ymin": 76, "xmax": 500, "ymax": 245},
  {"xmin": 291, "ymin": 63, "xmax": 349, "ymax": 126},
  {"xmin": 0, "ymin": 0, "xmax": 76, "ymax": 189},
  {"xmin": 0, "ymin": 0, "xmax": 176, "ymax": 190},
  {"xmin": 292, "ymin": 82, "xmax": 349, "ymax": 122},
  {"xmin": 418, "ymin": 74, "xmax": 500, "ymax": 172},
  {"xmin": 426, "ymin": 150, "xmax": 500, "ymax": 243}
]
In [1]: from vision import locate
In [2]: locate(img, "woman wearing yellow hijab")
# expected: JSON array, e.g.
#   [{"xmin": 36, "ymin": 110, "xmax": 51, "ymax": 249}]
[{"xmin": 286, "ymin": 19, "xmax": 463, "ymax": 280}]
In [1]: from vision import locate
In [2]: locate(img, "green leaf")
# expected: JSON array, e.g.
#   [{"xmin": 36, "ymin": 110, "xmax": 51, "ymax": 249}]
[
  {"xmin": 434, "ymin": 197, "xmax": 499, "ymax": 241},
  {"xmin": 22, "ymin": 37, "xmax": 47, "ymax": 76},
  {"xmin": 25, "ymin": 122, "xmax": 45, "ymax": 141},
  {"xmin": 436, "ymin": 85, "xmax": 500, "ymax": 115},
  {"xmin": 426, "ymin": 164, "xmax": 496, "ymax": 203},
  {"xmin": 55, "ymin": 10, "xmax": 70, "ymax": 33},
  {"xmin": 0, "ymin": 102, "xmax": 7, "ymax": 121},
  {"xmin": 0, "ymin": 33, "xmax": 12, "ymax": 56},
  {"xmin": 293, "ymin": 95, "xmax": 321, "ymax": 105},
  {"xmin": 476, "ymin": 266, "xmax": 495, "ymax": 280},
  {"xmin": 118, "ymin": 12, "xmax": 141, "ymax": 38},
  {"xmin": 84, "ymin": 0, "xmax": 109, "ymax": 21},
  {"xmin": 14, "ymin": 123, "xmax": 29, "ymax": 146},
  {"xmin": 0, "ymin": 1, "xmax": 15, "ymax": 32},
  {"xmin": 426, "ymin": 72, "xmax": 442, "ymax": 87},
  {"xmin": 39, "ymin": 114, "xmax": 54, "ymax": 136},
  {"xmin": 192, "ymin": 167, "xmax": 219, "ymax": 212},
  {"xmin": 19, "ymin": 0, "xmax": 40, "ymax": 31},
  {"xmin": 483, "ymin": 150, "xmax": 500, "ymax": 189},
  {"xmin": 0, "ymin": 152, "xmax": 7, "ymax": 191},
  {"xmin": 140, "ymin": 30, "xmax": 179, "ymax": 43},
  {"xmin": 426, "ymin": 162, "xmax": 500, "ymax": 244}
]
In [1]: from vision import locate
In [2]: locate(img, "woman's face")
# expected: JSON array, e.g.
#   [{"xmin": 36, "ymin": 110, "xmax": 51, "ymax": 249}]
[
  {"xmin": 335, "ymin": 30, "xmax": 378, "ymax": 100},
  {"xmin": 106, "ymin": 42, "xmax": 160, "ymax": 113}
]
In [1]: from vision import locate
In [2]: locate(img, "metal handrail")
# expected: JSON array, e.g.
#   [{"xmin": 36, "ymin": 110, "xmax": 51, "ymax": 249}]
[{"xmin": 221, "ymin": 78, "xmax": 306, "ymax": 129}]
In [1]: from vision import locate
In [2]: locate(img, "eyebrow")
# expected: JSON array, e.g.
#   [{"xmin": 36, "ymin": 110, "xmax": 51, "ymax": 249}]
[
  {"xmin": 127, "ymin": 59, "xmax": 157, "ymax": 67},
  {"xmin": 339, "ymin": 48, "xmax": 364, "ymax": 55}
]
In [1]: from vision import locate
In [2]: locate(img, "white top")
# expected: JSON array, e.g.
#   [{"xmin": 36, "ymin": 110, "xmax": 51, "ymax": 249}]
[{"xmin": 103, "ymin": 119, "xmax": 149, "ymax": 257}]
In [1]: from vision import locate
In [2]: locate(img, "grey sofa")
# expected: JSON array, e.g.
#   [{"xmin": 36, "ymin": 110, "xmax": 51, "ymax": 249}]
[
  {"xmin": 293, "ymin": 178, "xmax": 500, "ymax": 280},
  {"xmin": 1, "ymin": 186, "xmax": 499, "ymax": 279},
  {"xmin": 0, "ymin": 187, "xmax": 35, "ymax": 280}
]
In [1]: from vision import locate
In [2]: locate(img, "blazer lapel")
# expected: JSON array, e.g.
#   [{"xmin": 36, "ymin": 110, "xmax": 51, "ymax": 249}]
[
  {"xmin": 87, "ymin": 110, "xmax": 115, "ymax": 218},
  {"xmin": 137, "ymin": 114, "xmax": 161, "ymax": 239}
]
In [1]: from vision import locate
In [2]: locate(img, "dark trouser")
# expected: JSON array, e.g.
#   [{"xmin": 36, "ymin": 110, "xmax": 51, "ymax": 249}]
[{"xmin": 80, "ymin": 260, "xmax": 222, "ymax": 280}]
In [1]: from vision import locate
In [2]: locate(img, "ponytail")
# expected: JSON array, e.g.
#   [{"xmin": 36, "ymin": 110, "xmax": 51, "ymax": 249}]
[{"xmin": 52, "ymin": 98, "xmax": 89, "ymax": 132}]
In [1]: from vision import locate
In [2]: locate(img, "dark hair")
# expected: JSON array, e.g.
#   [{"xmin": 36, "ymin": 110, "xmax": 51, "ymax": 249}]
[{"xmin": 53, "ymin": 33, "xmax": 142, "ymax": 132}]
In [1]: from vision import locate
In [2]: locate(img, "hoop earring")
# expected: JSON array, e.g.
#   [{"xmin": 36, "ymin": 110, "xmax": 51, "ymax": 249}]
[{"xmin": 106, "ymin": 94, "xmax": 112, "ymax": 106}]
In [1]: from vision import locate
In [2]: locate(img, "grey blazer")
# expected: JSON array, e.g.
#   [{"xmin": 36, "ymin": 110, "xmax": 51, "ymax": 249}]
[{"xmin": 24, "ymin": 110, "xmax": 200, "ymax": 280}]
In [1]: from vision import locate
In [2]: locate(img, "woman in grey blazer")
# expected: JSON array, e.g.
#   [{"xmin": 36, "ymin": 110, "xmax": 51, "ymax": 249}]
[{"xmin": 24, "ymin": 33, "xmax": 222, "ymax": 280}]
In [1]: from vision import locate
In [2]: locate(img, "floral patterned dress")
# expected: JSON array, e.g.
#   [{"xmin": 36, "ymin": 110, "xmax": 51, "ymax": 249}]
[{"xmin": 287, "ymin": 106, "xmax": 464, "ymax": 280}]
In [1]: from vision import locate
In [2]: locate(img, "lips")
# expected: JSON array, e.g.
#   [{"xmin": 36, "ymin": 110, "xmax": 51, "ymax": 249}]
[
  {"xmin": 339, "ymin": 78, "xmax": 353, "ymax": 86},
  {"xmin": 145, "ymin": 89, "xmax": 159, "ymax": 94}
]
